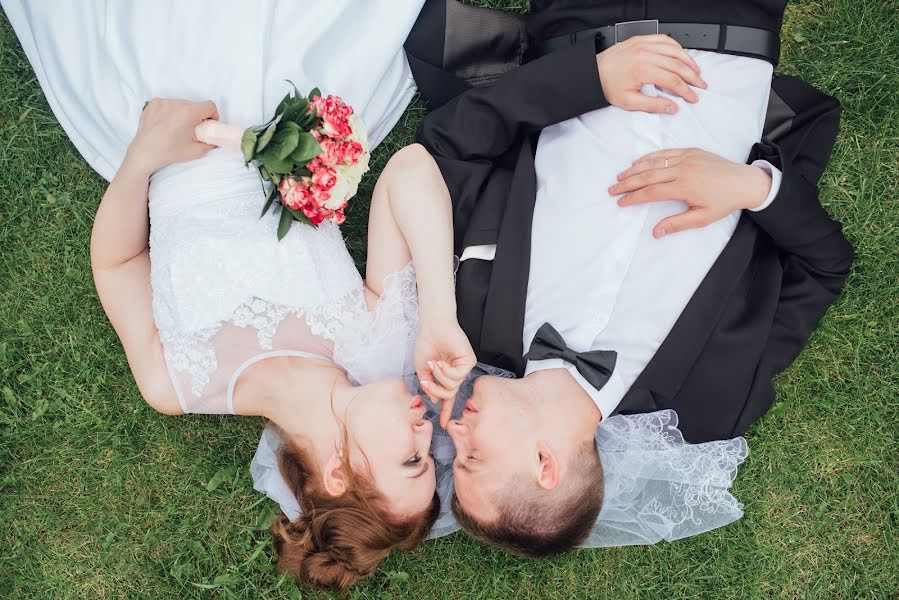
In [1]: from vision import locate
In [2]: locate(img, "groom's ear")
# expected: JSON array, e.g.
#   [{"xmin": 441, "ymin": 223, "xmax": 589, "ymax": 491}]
[
  {"xmin": 535, "ymin": 442, "xmax": 559, "ymax": 491},
  {"xmin": 322, "ymin": 453, "xmax": 348, "ymax": 497}
]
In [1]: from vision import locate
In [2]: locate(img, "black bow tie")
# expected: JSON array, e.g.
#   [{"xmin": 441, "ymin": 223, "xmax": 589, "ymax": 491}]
[{"xmin": 526, "ymin": 323, "xmax": 617, "ymax": 392}]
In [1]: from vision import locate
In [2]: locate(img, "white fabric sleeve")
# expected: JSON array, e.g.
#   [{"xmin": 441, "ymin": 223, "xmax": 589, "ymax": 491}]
[
  {"xmin": 459, "ymin": 245, "xmax": 497, "ymax": 262},
  {"xmin": 747, "ymin": 160, "xmax": 783, "ymax": 212}
]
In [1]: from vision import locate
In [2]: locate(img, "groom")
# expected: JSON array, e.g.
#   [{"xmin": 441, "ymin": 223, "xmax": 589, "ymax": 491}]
[{"xmin": 406, "ymin": 0, "xmax": 853, "ymax": 556}]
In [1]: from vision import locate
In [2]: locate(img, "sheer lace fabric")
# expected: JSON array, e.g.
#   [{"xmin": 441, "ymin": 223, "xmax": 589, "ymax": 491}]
[
  {"xmin": 250, "ymin": 264, "xmax": 423, "ymax": 521},
  {"xmin": 149, "ymin": 150, "xmax": 367, "ymax": 413}
]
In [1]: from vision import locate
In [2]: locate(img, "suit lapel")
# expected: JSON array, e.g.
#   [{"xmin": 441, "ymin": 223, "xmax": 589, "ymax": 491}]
[
  {"xmin": 477, "ymin": 140, "xmax": 540, "ymax": 375},
  {"xmin": 621, "ymin": 214, "xmax": 759, "ymax": 408}
]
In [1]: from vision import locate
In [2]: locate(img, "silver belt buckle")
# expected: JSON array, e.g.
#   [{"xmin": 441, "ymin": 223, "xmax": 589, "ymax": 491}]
[{"xmin": 614, "ymin": 19, "xmax": 660, "ymax": 43}]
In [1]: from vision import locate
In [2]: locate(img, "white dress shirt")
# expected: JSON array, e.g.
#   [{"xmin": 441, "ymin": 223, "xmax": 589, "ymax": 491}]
[{"xmin": 462, "ymin": 51, "xmax": 781, "ymax": 418}]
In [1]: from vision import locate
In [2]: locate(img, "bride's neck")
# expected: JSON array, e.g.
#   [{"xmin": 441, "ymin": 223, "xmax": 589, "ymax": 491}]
[{"xmin": 236, "ymin": 356, "xmax": 354, "ymax": 458}]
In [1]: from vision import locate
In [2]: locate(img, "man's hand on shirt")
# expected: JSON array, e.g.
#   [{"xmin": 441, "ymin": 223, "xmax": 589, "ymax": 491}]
[
  {"xmin": 415, "ymin": 320, "xmax": 477, "ymax": 427},
  {"xmin": 596, "ymin": 34, "xmax": 707, "ymax": 114},
  {"xmin": 610, "ymin": 148, "xmax": 774, "ymax": 238}
]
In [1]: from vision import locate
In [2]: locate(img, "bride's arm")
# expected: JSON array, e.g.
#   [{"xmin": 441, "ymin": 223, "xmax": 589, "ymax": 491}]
[
  {"xmin": 366, "ymin": 144, "xmax": 475, "ymax": 420},
  {"xmin": 90, "ymin": 99, "xmax": 218, "ymax": 414},
  {"xmin": 365, "ymin": 144, "xmax": 455, "ymax": 319}
]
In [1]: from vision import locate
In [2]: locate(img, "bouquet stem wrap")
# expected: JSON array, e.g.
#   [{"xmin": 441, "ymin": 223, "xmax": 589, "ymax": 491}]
[{"xmin": 194, "ymin": 120, "xmax": 243, "ymax": 152}]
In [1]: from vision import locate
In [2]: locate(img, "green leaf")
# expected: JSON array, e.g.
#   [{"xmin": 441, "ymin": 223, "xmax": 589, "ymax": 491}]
[
  {"xmin": 285, "ymin": 79, "xmax": 301, "ymax": 99},
  {"xmin": 281, "ymin": 98, "xmax": 309, "ymax": 124},
  {"xmin": 260, "ymin": 185, "xmax": 277, "ymax": 218},
  {"xmin": 289, "ymin": 131, "xmax": 322, "ymax": 163},
  {"xmin": 307, "ymin": 87, "xmax": 321, "ymax": 102},
  {"xmin": 260, "ymin": 153, "xmax": 293, "ymax": 174},
  {"xmin": 255, "ymin": 115, "xmax": 282, "ymax": 153},
  {"xmin": 240, "ymin": 129, "xmax": 257, "ymax": 164},
  {"xmin": 267, "ymin": 127, "xmax": 300, "ymax": 160},
  {"xmin": 277, "ymin": 207, "xmax": 293, "ymax": 241},
  {"xmin": 275, "ymin": 91, "xmax": 291, "ymax": 115},
  {"xmin": 285, "ymin": 204, "xmax": 314, "ymax": 227}
]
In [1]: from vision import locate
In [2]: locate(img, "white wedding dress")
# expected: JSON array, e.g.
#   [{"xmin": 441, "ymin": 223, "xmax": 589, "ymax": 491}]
[{"xmin": 3, "ymin": 0, "xmax": 427, "ymax": 412}]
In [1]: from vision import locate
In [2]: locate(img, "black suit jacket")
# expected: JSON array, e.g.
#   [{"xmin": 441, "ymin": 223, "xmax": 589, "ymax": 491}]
[{"xmin": 409, "ymin": 2, "xmax": 853, "ymax": 443}]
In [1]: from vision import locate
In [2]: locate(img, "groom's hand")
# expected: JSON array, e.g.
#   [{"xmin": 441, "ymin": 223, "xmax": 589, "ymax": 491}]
[
  {"xmin": 610, "ymin": 148, "xmax": 774, "ymax": 238},
  {"xmin": 415, "ymin": 321, "xmax": 476, "ymax": 428},
  {"xmin": 597, "ymin": 35, "xmax": 707, "ymax": 114}
]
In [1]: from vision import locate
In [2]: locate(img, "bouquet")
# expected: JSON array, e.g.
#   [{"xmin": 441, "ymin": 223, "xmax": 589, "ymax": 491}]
[{"xmin": 194, "ymin": 84, "xmax": 370, "ymax": 240}]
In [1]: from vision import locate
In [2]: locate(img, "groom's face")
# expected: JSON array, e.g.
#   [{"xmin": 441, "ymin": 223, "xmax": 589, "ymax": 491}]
[{"xmin": 446, "ymin": 375, "xmax": 538, "ymax": 521}]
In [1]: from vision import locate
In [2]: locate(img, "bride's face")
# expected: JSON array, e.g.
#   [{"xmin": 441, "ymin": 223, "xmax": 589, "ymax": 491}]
[{"xmin": 344, "ymin": 378, "xmax": 436, "ymax": 518}]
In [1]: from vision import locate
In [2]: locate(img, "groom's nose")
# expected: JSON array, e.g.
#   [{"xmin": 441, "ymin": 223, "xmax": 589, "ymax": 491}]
[{"xmin": 446, "ymin": 418, "xmax": 469, "ymax": 446}]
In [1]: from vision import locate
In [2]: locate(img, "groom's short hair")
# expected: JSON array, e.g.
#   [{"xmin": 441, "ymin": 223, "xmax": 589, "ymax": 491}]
[{"xmin": 451, "ymin": 440, "xmax": 603, "ymax": 557}]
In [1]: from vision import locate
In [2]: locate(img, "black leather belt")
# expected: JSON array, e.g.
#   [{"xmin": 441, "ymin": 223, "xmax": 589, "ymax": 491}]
[{"xmin": 529, "ymin": 20, "xmax": 780, "ymax": 65}]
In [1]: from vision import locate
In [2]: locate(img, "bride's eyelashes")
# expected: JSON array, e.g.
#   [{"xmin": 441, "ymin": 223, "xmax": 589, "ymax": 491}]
[{"xmin": 404, "ymin": 452, "xmax": 423, "ymax": 467}]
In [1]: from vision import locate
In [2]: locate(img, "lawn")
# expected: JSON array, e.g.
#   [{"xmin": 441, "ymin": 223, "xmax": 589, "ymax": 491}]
[{"xmin": 1, "ymin": 1, "xmax": 896, "ymax": 598}]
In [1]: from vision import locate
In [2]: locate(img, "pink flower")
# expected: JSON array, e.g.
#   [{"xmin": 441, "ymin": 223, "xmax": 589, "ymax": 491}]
[
  {"xmin": 333, "ymin": 208, "xmax": 347, "ymax": 225},
  {"xmin": 312, "ymin": 94, "xmax": 353, "ymax": 139},
  {"xmin": 343, "ymin": 140, "xmax": 364, "ymax": 165},
  {"xmin": 319, "ymin": 137, "xmax": 345, "ymax": 165},
  {"xmin": 302, "ymin": 202, "xmax": 326, "ymax": 225},
  {"xmin": 309, "ymin": 160, "xmax": 337, "ymax": 191},
  {"xmin": 278, "ymin": 177, "xmax": 314, "ymax": 211}
]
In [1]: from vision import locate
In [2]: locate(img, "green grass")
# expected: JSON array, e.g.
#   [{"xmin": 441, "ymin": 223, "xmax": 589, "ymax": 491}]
[{"xmin": 1, "ymin": 1, "xmax": 897, "ymax": 598}]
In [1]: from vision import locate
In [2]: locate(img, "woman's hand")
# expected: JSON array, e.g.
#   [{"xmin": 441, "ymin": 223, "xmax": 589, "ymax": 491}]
[
  {"xmin": 126, "ymin": 98, "xmax": 220, "ymax": 174},
  {"xmin": 415, "ymin": 319, "xmax": 476, "ymax": 428},
  {"xmin": 597, "ymin": 34, "xmax": 707, "ymax": 114},
  {"xmin": 610, "ymin": 148, "xmax": 774, "ymax": 238}
]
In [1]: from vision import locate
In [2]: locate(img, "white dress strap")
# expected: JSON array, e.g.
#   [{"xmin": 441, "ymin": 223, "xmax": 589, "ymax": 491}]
[{"xmin": 226, "ymin": 350, "xmax": 330, "ymax": 414}]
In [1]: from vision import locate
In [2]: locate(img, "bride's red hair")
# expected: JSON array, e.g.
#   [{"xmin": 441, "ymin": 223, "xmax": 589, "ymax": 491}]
[{"xmin": 271, "ymin": 430, "xmax": 439, "ymax": 591}]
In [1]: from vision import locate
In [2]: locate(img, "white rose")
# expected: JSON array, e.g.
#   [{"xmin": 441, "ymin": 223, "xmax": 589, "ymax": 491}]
[
  {"xmin": 325, "ymin": 169, "xmax": 358, "ymax": 209},
  {"xmin": 347, "ymin": 114, "xmax": 370, "ymax": 150}
]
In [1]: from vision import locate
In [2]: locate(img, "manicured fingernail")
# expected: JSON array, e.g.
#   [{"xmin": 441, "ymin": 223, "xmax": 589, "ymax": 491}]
[
  {"xmin": 609, "ymin": 185, "xmax": 618, "ymax": 193},
  {"xmin": 428, "ymin": 361, "xmax": 435, "ymax": 370},
  {"xmin": 655, "ymin": 227, "xmax": 668, "ymax": 238},
  {"xmin": 665, "ymin": 104, "xmax": 675, "ymax": 114}
]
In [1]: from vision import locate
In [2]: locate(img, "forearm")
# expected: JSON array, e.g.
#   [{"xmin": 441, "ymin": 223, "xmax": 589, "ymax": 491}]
[
  {"xmin": 415, "ymin": 40, "xmax": 605, "ymax": 163},
  {"xmin": 90, "ymin": 153, "xmax": 154, "ymax": 270},
  {"xmin": 383, "ymin": 145, "xmax": 457, "ymax": 323}
]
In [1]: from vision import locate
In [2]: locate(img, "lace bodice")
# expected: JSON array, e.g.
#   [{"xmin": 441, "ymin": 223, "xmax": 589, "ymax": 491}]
[{"xmin": 149, "ymin": 150, "xmax": 368, "ymax": 414}]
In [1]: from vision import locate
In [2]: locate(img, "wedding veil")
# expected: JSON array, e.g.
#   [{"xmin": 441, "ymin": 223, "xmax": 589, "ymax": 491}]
[{"xmin": 249, "ymin": 261, "xmax": 747, "ymax": 546}]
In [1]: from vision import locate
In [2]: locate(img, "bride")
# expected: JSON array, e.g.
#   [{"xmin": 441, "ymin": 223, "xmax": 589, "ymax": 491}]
[
  {"xmin": 90, "ymin": 99, "xmax": 476, "ymax": 589},
  {"xmin": 2, "ymin": 0, "xmax": 474, "ymax": 590}
]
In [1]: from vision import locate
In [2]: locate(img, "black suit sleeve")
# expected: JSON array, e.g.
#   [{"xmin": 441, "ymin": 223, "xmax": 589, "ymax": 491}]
[
  {"xmin": 747, "ymin": 78, "xmax": 853, "ymax": 376},
  {"xmin": 414, "ymin": 39, "xmax": 608, "ymax": 163}
]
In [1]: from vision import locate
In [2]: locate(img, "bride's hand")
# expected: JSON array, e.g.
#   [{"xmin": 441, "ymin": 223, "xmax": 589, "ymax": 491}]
[
  {"xmin": 126, "ymin": 98, "xmax": 220, "ymax": 174},
  {"xmin": 415, "ymin": 320, "xmax": 476, "ymax": 428}
]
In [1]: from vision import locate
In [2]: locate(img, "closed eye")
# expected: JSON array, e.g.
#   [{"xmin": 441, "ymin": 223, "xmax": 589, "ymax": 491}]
[{"xmin": 404, "ymin": 452, "xmax": 422, "ymax": 467}]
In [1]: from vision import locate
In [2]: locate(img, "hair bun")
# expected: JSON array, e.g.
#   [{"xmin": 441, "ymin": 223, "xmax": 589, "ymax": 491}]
[{"xmin": 273, "ymin": 511, "xmax": 385, "ymax": 591}]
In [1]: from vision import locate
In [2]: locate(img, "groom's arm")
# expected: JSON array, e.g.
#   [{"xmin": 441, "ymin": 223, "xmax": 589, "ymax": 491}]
[
  {"xmin": 415, "ymin": 34, "xmax": 704, "ymax": 164},
  {"xmin": 414, "ymin": 40, "xmax": 605, "ymax": 163},
  {"xmin": 746, "ymin": 78, "xmax": 853, "ymax": 376},
  {"xmin": 613, "ymin": 78, "xmax": 852, "ymax": 383}
]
